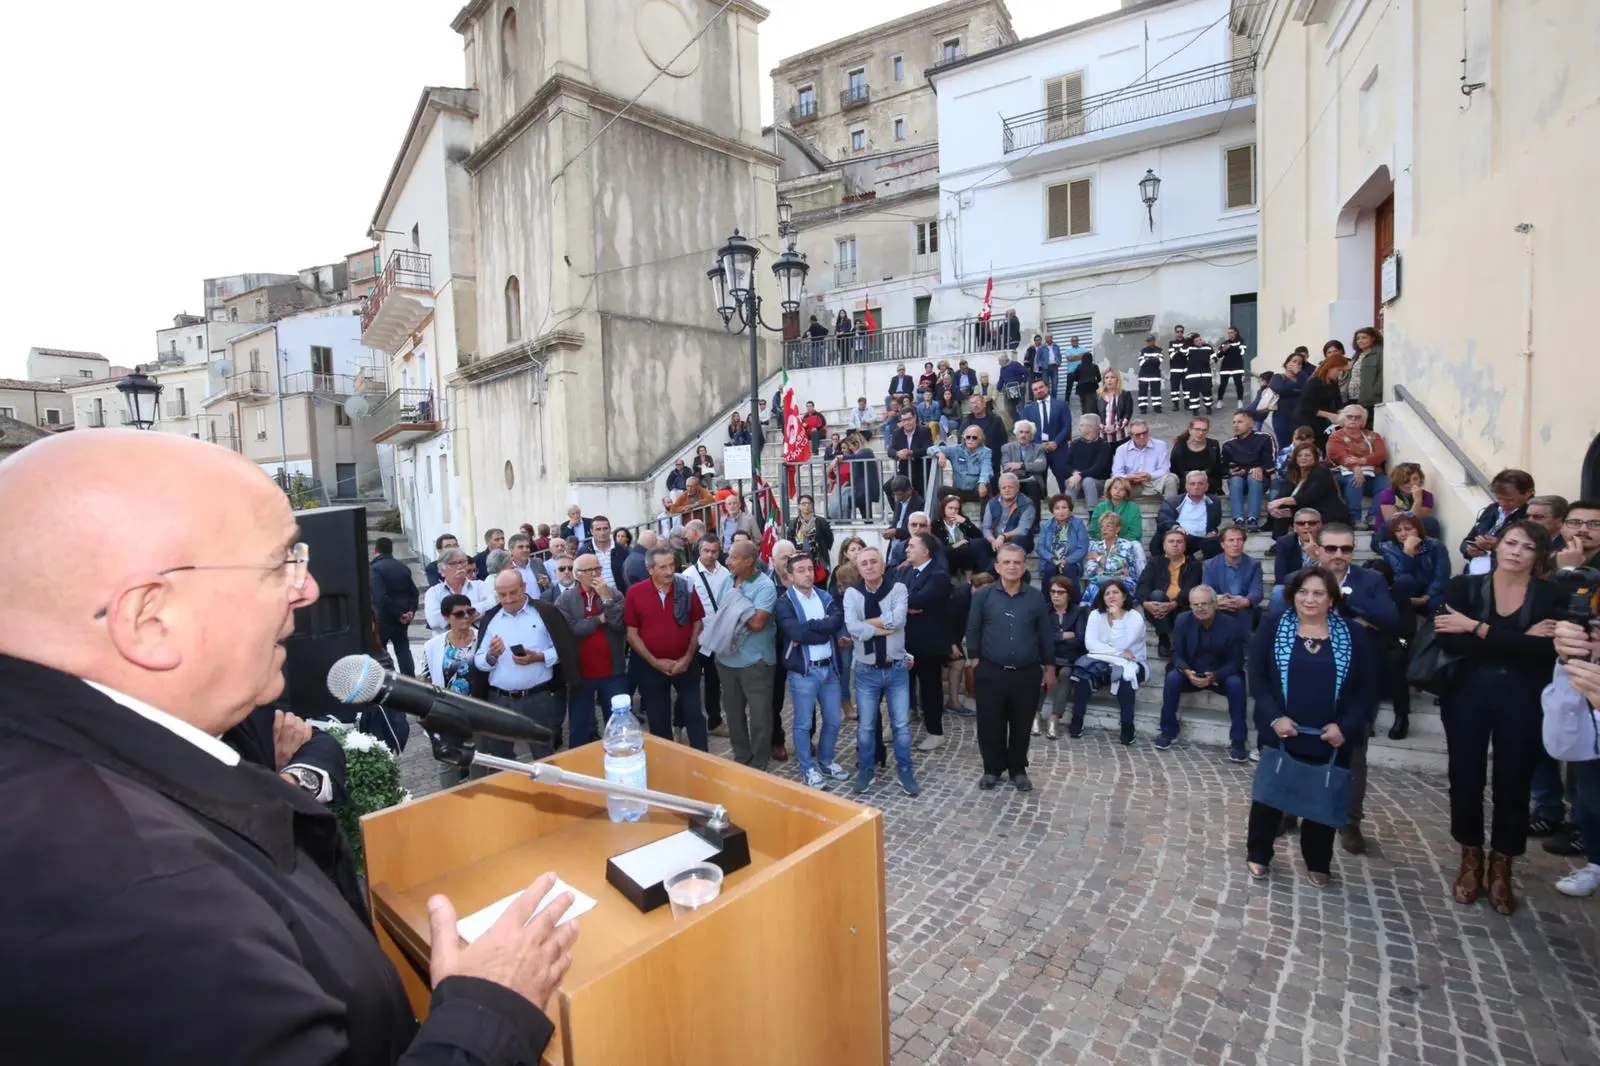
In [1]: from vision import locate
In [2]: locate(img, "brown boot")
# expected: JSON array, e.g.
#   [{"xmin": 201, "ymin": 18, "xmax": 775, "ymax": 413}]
[
  {"xmin": 1487, "ymin": 851, "xmax": 1517, "ymax": 915},
  {"xmin": 1453, "ymin": 846, "xmax": 1485, "ymax": 904}
]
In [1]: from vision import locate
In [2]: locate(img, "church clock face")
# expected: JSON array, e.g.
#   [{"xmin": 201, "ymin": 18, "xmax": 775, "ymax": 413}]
[{"xmin": 636, "ymin": 0, "xmax": 702, "ymax": 79}]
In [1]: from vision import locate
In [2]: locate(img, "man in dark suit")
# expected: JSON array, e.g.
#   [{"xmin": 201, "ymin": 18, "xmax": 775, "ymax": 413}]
[
  {"xmin": 0, "ymin": 429, "xmax": 572, "ymax": 1066},
  {"xmin": 1155, "ymin": 588, "xmax": 1247, "ymax": 758},
  {"xmin": 1020, "ymin": 376, "xmax": 1072, "ymax": 492},
  {"xmin": 558, "ymin": 506, "xmax": 588, "ymax": 545},
  {"xmin": 370, "ymin": 536, "xmax": 419, "ymax": 677},
  {"xmin": 887, "ymin": 363, "xmax": 915, "ymax": 400},
  {"xmin": 901, "ymin": 532, "xmax": 952, "ymax": 753},
  {"xmin": 880, "ymin": 476, "xmax": 923, "ymax": 567},
  {"xmin": 1269, "ymin": 506, "xmax": 1323, "ymax": 611},
  {"xmin": 424, "ymin": 532, "xmax": 458, "ymax": 587},
  {"xmin": 473, "ymin": 526, "xmax": 505, "ymax": 580},
  {"xmin": 888, "ymin": 408, "xmax": 933, "ymax": 498},
  {"xmin": 579, "ymin": 515, "xmax": 632, "ymax": 594}
]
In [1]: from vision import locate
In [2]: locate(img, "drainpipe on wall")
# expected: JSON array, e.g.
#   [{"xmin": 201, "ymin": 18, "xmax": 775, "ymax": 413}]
[{"xmin": 1513, "ymin": 223, "xmax": 1534, "ymax": 469}]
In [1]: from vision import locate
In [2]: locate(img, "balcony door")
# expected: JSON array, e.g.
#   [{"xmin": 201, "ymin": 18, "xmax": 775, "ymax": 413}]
[{"xmin": 1045, "ymin": 73, "xmax": 1084, "ymax": 142}]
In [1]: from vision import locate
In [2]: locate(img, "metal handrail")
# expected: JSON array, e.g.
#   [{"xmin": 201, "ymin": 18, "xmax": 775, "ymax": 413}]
[
  {"xmin": 361, "ymin": 250, "xmax": 433, "ymax": 334},
  {"xmin": 840, "ymin": 85, "xmax": 871, "ymax": 109},
  {"xmin": 1390, "ymin": 384, "xmax": 1493, "ymax": 492},
  {"xmin": 1002, "ymin": 55, "xmax": 1255, "ymax": 154},
  {"xmin": 782, "ymin": 315, "xmax": 1024, "ymax": 370}
]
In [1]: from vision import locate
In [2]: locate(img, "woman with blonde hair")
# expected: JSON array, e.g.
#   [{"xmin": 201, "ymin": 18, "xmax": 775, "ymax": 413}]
[
  {"xmin": 1093, "ymin": 366, "xmax": 1136, "ymax": 443},
  {"xmin": 1090, "ymin": 475, "xmax": 1144, "ymax": 544}
]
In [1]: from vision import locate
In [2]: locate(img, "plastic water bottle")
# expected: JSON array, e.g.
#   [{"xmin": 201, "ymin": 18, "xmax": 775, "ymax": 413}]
[{"xmin": 603, "ymin": 695, "xmax": 648, "ymax": 823}]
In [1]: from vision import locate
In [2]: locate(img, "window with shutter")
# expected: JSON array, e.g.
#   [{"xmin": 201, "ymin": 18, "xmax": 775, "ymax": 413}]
[
  {"xmin": 1228, "ymin": 31, "xmax": 1254, "ymax": 97},
  {"xmin": 1047, "ymin": 178, "xmax": 1093, "ymax": 239},
  {"xmin": 1044, "ymin": 73, "xmax": 1085, "ymax": 141},
  {"xmin": 1224, "ymin": 145, "xmax": 1256, "ymax": 209}
]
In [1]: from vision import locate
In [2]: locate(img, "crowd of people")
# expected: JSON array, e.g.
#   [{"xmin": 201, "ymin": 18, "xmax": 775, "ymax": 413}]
[{"xmin": 391, "ymin": 319, "xmax": 1600, "ymax": 916}]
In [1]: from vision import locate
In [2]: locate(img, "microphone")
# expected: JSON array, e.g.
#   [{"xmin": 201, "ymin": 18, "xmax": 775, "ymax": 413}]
[{"xmin": 326, "ymin": 654, "xmax": 554, "ymax": 745}]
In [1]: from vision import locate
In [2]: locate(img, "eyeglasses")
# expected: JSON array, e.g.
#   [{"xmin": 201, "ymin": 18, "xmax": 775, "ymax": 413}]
[
  {"xmin": 575, "ymin": 566, "xmax": 601, "ymax": 574},
  {"xmin": 94, "ymin": 542, "xmax": 310, "ymax": 620},
  {"xmin": 1293, "ymin": 520, "xmax": 1320, "ymax": 527},
  {"xmin": 1320, "ymin": 544, "xmax": 1356, "ymax": 555},
  {"xmin": 448, "ymin": 609, "xmax": 477, "ymax": 619},
  {"xmin": 963, "ymin": 435, "xmax": 982, "ymax": 442},
  {"xmin": 1564, "ymin": 518, "xmax": 1600, "ymax": 531},
  {"xmin": 557, "ymin": 565, "xmax": 573, "ymax": 572}
]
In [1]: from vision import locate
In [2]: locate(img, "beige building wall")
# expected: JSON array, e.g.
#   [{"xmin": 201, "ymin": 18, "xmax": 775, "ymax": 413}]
[
  {"xmin": 772, "ymin": 0, "xmax": 1013, "ymax": 161},
  {"xmin": 0, "ymin": 382, "xmax": 69, "ymax": 427},
  {"xmin": 792, "ymin": 187, "xmax": 941, "ymax": 329},
  {"xmin": 1255, "ymin": 0, "xmax": 1600, "ymax": 532}
]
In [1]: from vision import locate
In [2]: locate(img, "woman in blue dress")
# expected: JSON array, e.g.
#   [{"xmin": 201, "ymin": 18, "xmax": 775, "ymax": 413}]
[
  {"xmin": 1245, "ymin": 566, "xmax": 1377, "ymax": 885},
  {"xmin": 1266, "ymin": 349, "xmax": 1313, "ymax": 447}
]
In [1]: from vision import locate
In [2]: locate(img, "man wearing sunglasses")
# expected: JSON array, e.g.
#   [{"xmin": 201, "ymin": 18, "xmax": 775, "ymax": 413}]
[{"xmin": 0, "ymin": 431, "xmax": 574, "ymax": 1064}]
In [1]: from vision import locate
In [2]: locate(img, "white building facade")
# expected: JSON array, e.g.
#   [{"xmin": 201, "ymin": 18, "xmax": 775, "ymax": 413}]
[
  {"xmin": 361, "ymin": 87, "xmax": 479, "ymax": 557},
  {"xmin": 928, "ymin": 0, "xmax": 1259, "ymax": 371}
]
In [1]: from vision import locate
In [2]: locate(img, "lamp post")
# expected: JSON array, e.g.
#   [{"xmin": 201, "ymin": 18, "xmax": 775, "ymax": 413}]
[
  {"xmin": 1139, "ymin": 169, "xmax": 1162, "ymax": 231},
  {"xmin": 706, "ymin": 210, "xmax": 808, "ymax": 525},
  {"xmin": 116, "ymin": 369, "xmax": 163, "ymax": 430}
]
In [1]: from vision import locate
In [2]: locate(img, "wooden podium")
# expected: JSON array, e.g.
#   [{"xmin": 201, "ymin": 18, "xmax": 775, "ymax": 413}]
[{"xmin": 362, "ymin": 736, "xmax": 890, "ymax": 1065}]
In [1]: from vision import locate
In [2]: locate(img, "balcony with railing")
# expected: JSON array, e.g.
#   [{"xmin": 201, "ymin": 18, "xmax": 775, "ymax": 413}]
[
  {"xmin": 789, "ymin": 99, "xmax": 818, "ymax": 124},
  {"xmin": 1000, "ymin": 55, "xmax": 1255, "ymax": 170},
  {"xmin": 369, "ymin": 388, "xmax": 444, "ymax": 445},
  {"xmin": 207, "ymin": 369, "xmax": 272, "ymax": 404},
  {"xmin": 164, "ymin": 398, "xmax": 190, "ymax": 418},
  {"xmin": 360, "ymin": 249, "xmax": 434, "ymax": 354},
  {"xmin": 782, "ymin": 314, "xmax": 1023, "ymax": 370},
  {"xmin": 839, "ymin": 84, "xmax": 871, "ymax": 110},
  {"xmin": 281, "ymin": 371, "xmax": 362, "ymax": 397}
]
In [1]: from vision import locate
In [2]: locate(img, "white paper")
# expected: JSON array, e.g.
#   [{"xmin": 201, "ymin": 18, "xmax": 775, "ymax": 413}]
[
  {"xmin": 456, "ymin": 878, "xmax": 598, "ymax": 944},
  {"xmin": 609, "ymin": 829, "xmax": 719, "ymax": 889}
]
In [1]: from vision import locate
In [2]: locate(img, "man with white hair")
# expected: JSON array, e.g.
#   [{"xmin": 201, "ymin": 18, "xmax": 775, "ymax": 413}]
[
  {"xmin": 425, "ymin": 546, "xmax": 495, "ymax": 632},
  {"xmin": 0, "ymin": 431, "xmax": 575, "ymax": 1063}
]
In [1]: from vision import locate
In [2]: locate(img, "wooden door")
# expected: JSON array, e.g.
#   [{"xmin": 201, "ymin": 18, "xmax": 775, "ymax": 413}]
[{"xmin": 1373, "ymin": 195, "xmax": 1394, "ymax": 328}]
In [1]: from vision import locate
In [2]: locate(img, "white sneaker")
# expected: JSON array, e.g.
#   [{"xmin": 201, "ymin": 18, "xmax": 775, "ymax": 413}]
[
  {"xmin": 917, "ymin": 733, "xmax": 946, "ymax": 752},
  {"xmin": 1556, "ymin": 864, "xmax": 1600, "ymax": 898},
  {"xmin": 803, "ymin": 767, "xmax": 826, "ymax": 789},
  {"xmin": 1248, "ymin": 748, "xmax": 1261, "ymax": 763},
  {"xmin": 824, "ymin": 761, "xmax": 850, "ymax": 781}
]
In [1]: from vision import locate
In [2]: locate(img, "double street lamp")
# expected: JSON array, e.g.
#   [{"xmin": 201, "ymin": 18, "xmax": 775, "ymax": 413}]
[
  {"xmin": 116, "ymin": 369, "xmax": 163, "ymax": 430},
  {"xmin": 706, "ymin": 202, "xmax": 808, "ymax": 523}
]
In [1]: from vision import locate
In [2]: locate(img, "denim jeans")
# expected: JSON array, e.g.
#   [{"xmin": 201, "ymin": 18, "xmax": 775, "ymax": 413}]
[
  {"xmin": 855, "ymin": 661, "xmax": 912, "ymax": 775},
  {"xmin": 568, "ymin": 674, "xmax": 628, "ymax": 747},
  {"xmin": 836, "ymin": 641, "xmax": 854, "ymax": 703},
  {"xmin": 1227, "ymin": 474, "xmax": 1265, "ymax": 524},
  {"xmin": 790, "ymin": 660, "xmax": 843, "ymax": 774},
  {"xmin": 1530, "ymin": 754, "xmax": 1567, "ymax": 823},
  {"xmin": 1336, "ymin": 470, "xmax": 1389, "ymax": 521},
  {"xmin": 1160, "ymin": 670, "xmax": 1247, "ymax": 746}
]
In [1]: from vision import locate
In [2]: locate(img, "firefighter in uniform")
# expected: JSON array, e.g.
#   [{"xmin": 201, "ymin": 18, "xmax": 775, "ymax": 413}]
[
  {"xmin": 1136, "ymin": 334, "xmax": 1165, "ymax": 414},
  {"xmin": 1184, "ymin": 333, "xmax": 1216, "ymax": 414},
  {"xmin": 1166, "ymin": 326, "xmax": 1189, "ymax": 412},
  {"xmin": 1216, "ymin": 326, "xmax": 1248, "ymax": 405}
]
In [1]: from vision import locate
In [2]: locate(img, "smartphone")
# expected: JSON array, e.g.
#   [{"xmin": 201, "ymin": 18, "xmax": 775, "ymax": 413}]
[{"xmin": 509, "ymin": 644, "xmax": 527, "ymax": 657}]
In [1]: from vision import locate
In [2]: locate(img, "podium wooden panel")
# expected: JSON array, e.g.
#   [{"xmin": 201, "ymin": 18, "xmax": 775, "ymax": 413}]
[{"xmin": 362, "ymin": 736, "xmax": 889, "ymax": 1065}]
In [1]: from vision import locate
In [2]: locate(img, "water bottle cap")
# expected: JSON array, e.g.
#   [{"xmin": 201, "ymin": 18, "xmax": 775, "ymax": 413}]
[{"xmin": 610, "ymin": 694, "xmax": 632, "ymax": 710}]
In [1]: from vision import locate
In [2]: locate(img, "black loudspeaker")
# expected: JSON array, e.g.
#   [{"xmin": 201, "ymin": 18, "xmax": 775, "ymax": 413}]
[{"xmin": 280, "ymin": 504, "xmax": 371, "ymax": 722}]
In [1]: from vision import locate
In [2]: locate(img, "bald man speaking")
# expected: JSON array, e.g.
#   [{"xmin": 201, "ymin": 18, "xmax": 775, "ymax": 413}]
[{"xmin": 0, "ymin": 431, "xmax": 575, "ymax": 1065}]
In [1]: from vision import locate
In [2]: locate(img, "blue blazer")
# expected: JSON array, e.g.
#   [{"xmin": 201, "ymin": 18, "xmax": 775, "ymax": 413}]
[
  {"xmin": 1172, "ymin": 611, "xmax": 1246, "ymax": 682},
  {"xmin": 775, "ymin": 586, "xmax": 845, "ymax": 676},
  {"xmin": 1267, "ymin": 564, "xmax": 1400, "ymax": 633},
  {"xmin": 1020, "ymin": 397, "xmax": 1072, "ymax": 448},
  {"xmin": 1202, "ymin": 553, "xmax": 1264, "ymax": 608}
]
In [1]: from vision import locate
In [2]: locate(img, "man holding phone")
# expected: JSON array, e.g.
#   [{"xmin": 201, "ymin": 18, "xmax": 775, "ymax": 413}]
[{"xmin": 474, "ymin": 569, "xmax": 565, "ymax": 757}]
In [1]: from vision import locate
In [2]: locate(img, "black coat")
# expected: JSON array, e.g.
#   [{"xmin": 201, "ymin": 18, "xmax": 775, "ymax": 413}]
[
  {"xmin": 1297, "ymin": 377, "xmax": 1343, "ymax": 438},
  {"xmin": 1135, "ymin": 556, "xmax": 1204, "ymax": 608},
  {"xmin": 903, "ymin": 562, "xmax": 952, "ymax": 658},
  {"xmin": 369, "ymin": 553, "xmax": 419, "ymax": 623},
  {"xmin": 0, "ymin": 654, "xmax": 552, "ymax": 1065},
  {"xmin": 223, "ymin": 704, "xmax": 349, "ymax": 804},
  {"xmin": 469, "ymin": 598, "xmax": 586, "ymax": 696}
]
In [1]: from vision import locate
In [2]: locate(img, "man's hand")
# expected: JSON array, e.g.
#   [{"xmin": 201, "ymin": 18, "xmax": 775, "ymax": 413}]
[
  {"xmin": 1042, "ymin": 666, "xmax": 1057, "ymax": 692},
  {"xmin": 1130, "ymin": 472, "xmax": 1151, "ymax": 484},
  {"xmin": 1555, "ymin": 541, "xmax": 1590, "ymax": 569},
  {"xmin": 511, "ymin": 647, "xmax": 544, "ymax": 666},
  {"xmin": 1567, "ymin": 658, "xmax": 1600, "ymax": 705},
  {"xmin": 1249, "ymin": 468, "xmax": 1264, "ymax": 481},
  {"xmin": 428, "ymin": 872, "xmax": 578, "ymax": 1015},
  {"xmin": 272, "ymin": 710, "xmax": 312, "ymax": 771},
  {"xmin": 1067, "ymin": 473, "xmax": 1082, "ymax": 488},
  {"xmin": 1555, "ymin": 621, "xmax": 1598, "ymax": 662},
  {"xmin": 488, "ymin": 635, "xmax": 506, "ymax": 664},
  {"xmin": 400, "ymin": 611, "xmax": 415, "ymax": 625},
  {"xmin": 978, "ymin": 484, "xmax": 990, "ymax": 498}
]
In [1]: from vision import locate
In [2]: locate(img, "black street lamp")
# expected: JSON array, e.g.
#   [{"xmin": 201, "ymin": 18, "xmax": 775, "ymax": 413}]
[
  {"xmin": 706, "ymin": 217, "xmax": 808, "ymax": 525},
  {"xmin": 1139, "ymin": 169, "xmax": 1162, "ymax": 231},
  {"xmin": 116, "ymin": 369, "xmax": 163, "ymax": 430}
]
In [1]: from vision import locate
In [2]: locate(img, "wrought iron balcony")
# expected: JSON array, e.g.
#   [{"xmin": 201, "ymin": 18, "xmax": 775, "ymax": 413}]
[
  {"xmin": 840, "ymin": 85, "xmax": 871, "ymax": 110},
  {"xmin": 369, "ymin": 387, "xmax": 444, "ymax": 445},
  {"xmin": 281, "ymin": 371, "xmax": 361, "ymax": 397},
  {"xmin": 360, "ymin": 250, "xmax": 434, "ymax": 354},
  {"xmin": 789, "ymin": 100, "xmax": 819, "ymax": 124},
  {"xmin": 1001, "ymin": 55, "xmax": 1255, "ymax": 155},
  {"xmin": 211, "ymin": 369, "xmax": 272, "ymax": 402}
]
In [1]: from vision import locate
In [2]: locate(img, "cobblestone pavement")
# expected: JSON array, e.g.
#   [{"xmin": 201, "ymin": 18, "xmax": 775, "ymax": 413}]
[{"xmin": 396, "ymin": 692, "xmax": 1600, "ymax": 1066}]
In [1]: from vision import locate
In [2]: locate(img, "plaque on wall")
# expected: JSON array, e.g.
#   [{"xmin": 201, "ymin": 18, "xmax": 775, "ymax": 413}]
[
  {"xmin": 1114, "ymin": 315, "xmax": 1155, "ymax": 334},
  {"xmin": 1380, "ymin": 253, "xmax": 1402, "ymax": 305}
]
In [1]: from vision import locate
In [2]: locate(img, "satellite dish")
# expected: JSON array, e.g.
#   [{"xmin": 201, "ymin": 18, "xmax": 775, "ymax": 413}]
[
  {"xmin": 211, "ymin": 359, "xmax": 233, "ymax": 377},
  {"xmin": 344, "ymin": 394, "xmax": 371, "ymax": 419}
]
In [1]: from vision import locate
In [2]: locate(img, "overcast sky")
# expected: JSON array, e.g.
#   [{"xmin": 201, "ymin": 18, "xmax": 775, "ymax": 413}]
[{"xmin": 0, "ymin": 0, "xmax": 1109, "ymax": 378}]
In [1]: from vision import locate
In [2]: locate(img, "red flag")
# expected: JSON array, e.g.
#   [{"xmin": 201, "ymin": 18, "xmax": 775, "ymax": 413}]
[
  {"xmin": 862, "ymin": 299, "xmax": 877, "ymax": 334},
  {"xmin": 978, "ymin": 275, "xmax": 994, "ymax": 322},
  {"xmin": 780, "ymin": 368, "xmax": 810, "ymax": 498},
  {"xmin": 754, "ymin": 471, "xmax": 781, "ymax": 562}
]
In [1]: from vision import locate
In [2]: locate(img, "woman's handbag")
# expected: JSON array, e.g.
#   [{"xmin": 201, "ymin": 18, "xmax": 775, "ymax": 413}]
[
  {"xmin": 1250, "ymin": 727, "xmax": 1352, "ymax": 828},
  {"xmin": 1256, "ymin": 386, "xmax": 1279, "ymax": 413},
  {"xmin": 1405, "ymin": 578, "xmax": 1482, "ymax": 696}
]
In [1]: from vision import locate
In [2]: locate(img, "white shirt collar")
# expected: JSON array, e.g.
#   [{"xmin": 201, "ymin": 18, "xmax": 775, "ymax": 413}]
[{"xmin": 83, "ymin": 680, "xmax": 241, "ymax": 766}]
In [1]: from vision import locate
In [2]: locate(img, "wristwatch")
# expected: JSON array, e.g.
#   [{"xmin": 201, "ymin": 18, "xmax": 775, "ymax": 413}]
[{"xmin": 281, "ymin": 766, "xmax": 321, "ymax": 795}]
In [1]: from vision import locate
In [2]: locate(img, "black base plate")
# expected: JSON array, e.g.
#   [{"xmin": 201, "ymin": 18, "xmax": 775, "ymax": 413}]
[{"xmin": 605, "ymin": 817, "xmax": 751, "ymax": 913}]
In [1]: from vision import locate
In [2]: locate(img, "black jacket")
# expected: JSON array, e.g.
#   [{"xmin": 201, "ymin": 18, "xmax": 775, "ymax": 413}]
[
  {"xmin": 1168, "ymin": 438, "xmax": 1225, "ymax": 496},
  {"xmin": 469, "ymin": 598, "xmax": 585, "ymax": 697},
  {"xmin": 1297, "ymin": 376, "xmax": 1343, "ymax": 437},
  {"xmin": 1062, "ymin": 436, "xmax": 1113, "ymax": 481},
  {"xmin": 0, "ymin": 654, "xmax": 552, "ymax": 1065},
  {"xmin": 370, "ymin": 553, "xmax": 419, "ymax": 623},
  {"xmin": 223, "ymin": 704, "xmax": 349, "ymax": 805},
  {"xmin": 1135, "ymin": 556, "xmax": 1204, "ymax": 608},
  {"xmin": 1458, "ymin": 500, "xmax": 1530, "ymax": 565},
  {"xmin": 902, "ymin": 562, "xmax": 952, "ymax": 658}
]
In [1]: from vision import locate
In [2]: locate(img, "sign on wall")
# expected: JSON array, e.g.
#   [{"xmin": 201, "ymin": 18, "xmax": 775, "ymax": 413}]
[
  {"xmin": 722, "ymin": 444, "xmax": 752, "ymax": 481},
  {"xmin": 1114, "ymin": 315, "xmax": 1156, "ymax": 334},
  {"xmin": 1380, "ymin": 253, "xmax": 1402, "ymax": 305}
]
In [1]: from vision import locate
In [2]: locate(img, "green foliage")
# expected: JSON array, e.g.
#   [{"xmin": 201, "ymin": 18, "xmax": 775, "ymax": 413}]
[{"xmin": 325, "ymin": 726, "xmax": 407, "ymax": 873}]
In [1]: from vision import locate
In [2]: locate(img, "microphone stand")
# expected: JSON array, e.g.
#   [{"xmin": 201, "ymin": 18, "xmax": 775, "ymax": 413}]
[{"xmin": 469, "ymin": 752, "xmax": 732, "ymax": 832}]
